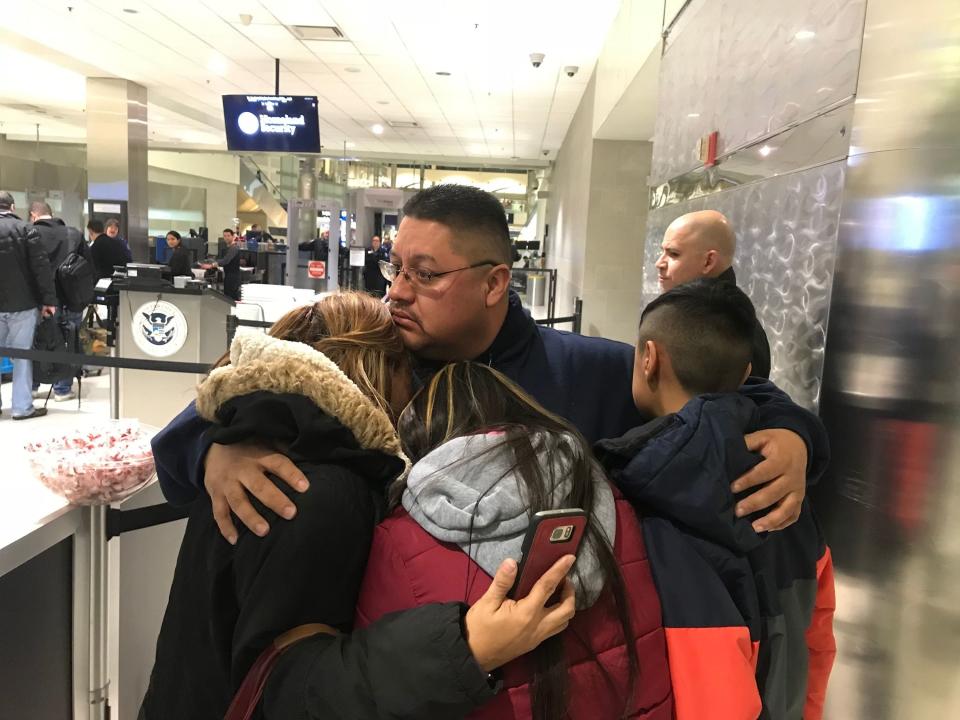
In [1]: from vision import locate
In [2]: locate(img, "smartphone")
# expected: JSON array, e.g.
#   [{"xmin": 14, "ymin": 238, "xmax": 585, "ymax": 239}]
[{"xmin": 509, "ymin": 508, "xmax": 587, "ymax": 602}]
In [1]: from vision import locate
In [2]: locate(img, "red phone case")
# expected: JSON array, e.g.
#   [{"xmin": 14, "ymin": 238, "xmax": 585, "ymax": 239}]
[{"xmin": 510, "ymin": 509, "xmax": 587, "ymax": 600}]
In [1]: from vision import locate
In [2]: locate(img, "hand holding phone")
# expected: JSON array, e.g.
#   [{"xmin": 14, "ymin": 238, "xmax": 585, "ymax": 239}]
[{"xmin": 509, "ymin": 508, "xmax": 587, "ymax": 601}]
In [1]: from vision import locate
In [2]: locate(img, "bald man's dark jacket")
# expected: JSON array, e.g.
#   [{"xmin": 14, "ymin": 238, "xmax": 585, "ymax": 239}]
[{"xmin": 719, "ymin": 267, "xmax": 771, "ymax": 379}]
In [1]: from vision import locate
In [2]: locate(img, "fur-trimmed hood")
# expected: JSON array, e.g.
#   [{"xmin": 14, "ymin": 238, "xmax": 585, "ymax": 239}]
[{"xmin": 197, "ymin": 330, "xmax": 408, "ymax": 472}]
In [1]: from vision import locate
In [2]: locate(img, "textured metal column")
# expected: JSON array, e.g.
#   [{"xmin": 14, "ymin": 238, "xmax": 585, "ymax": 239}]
[{"xmin": 86, "ymin": 78, "xmax": 148, "ymax": 261}]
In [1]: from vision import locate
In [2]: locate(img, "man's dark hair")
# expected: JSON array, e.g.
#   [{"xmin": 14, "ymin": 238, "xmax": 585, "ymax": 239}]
[
  {"xmin": 638, "ymin": 279, "xmax": 757, "ymax": 395},
  {"xmin": 223, "ymin": 228, "xmax": 235, "ymax": 235},
  {"xmin": 402, "ymin": 184, "xmax": 511, "ymax": 264},
  {"xmin": 30, "ymin": 201, "xmax": 53, "ymax": 217},
  {"xmin": 0, "ymin": 191, "xmax": 14, "ymax": 210},
  {"xmin": 105, "ymin": 218, "xmax": 120, "ymax": 230},
  {"xmin": 87, "ymin": 219, "xmax": 105, "ymax": 234}
]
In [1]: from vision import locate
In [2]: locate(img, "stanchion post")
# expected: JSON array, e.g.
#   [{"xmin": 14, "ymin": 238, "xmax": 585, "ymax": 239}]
[
  {"xmin": 87, "ymin": 505, "xmax": 110, "ymax": 720},
  {"xmin": 109, "ymin": 346, "xmax": 119, "ymax": 421}
]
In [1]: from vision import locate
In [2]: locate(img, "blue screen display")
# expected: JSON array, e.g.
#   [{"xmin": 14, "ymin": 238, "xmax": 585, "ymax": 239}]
[{"xmin": 222, "ymin": 95, "xmax": 320, "ymax": 152}]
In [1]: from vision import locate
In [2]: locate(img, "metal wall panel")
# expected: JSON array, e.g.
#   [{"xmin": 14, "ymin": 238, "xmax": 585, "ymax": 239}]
[
  {"xmin": 645, "ymin": 161, "xmax": 845, "ymax": 410},
  {"xmin": 814, "ymin": 0, "xmax": 960, "ymax": 717},
  {"xmin": 652, "ymin": 0, "xmax": 866, "ymax": 185}
]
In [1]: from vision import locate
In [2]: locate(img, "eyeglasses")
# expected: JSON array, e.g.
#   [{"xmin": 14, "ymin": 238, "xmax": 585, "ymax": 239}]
[{"xmin": 379, "ymin": 259, "xmax": 498, "ymax": 288}]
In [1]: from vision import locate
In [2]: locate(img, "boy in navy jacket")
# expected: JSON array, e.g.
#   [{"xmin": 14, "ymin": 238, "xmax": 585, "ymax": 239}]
[{"xmin": 595, "ymin": 280, "xmax": 836, "ymax": 720}]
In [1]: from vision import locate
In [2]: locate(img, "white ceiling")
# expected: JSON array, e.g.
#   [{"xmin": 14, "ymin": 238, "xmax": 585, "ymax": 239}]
[{"xmin": 0, "ymin": 0, "xmax": 622, "ymax": 164}]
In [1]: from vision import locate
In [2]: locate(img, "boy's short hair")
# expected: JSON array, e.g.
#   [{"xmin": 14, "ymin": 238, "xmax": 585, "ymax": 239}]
[{"xmin": 639, "ymin": 279, "xmax": 757, "ymax": 395}]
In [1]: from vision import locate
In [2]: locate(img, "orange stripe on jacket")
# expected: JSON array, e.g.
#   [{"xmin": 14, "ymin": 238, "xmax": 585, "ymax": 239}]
[
  {"xmin": 664, "ymin": 626, "xmax": 761, "ymax": 720},
  {"xmin": 804, "ymin": 547, "xmax": 837, "ymax": 720}
]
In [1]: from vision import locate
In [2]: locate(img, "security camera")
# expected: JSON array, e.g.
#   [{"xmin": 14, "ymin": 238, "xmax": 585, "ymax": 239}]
[
  {"xmin": 530, "ymin": 53, "xmax": 545, "ymax": 68},
  {"xmin": 563, "ymin": 65, "xmax": 579, "ymax": 78},
  {"xmin": 542, "ymin": 149, "xmax": 549, "ymax": 156}
]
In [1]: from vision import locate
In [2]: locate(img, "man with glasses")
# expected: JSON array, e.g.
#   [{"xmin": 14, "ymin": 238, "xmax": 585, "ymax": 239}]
[{"xmin": 154, "ymin": 184, "xmax": 826, "ymax": 546}]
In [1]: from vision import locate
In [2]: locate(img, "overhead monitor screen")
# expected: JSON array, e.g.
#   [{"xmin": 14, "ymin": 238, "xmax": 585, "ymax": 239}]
[{"xmin": 222, "ymin": 95, "xmax": 320, "ymax": 153}]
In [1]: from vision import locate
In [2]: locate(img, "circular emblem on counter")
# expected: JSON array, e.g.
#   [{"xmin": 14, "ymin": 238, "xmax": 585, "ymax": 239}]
[{"xmin": 131, "ymin": 301, "xmax": 188, "ymax": 358}]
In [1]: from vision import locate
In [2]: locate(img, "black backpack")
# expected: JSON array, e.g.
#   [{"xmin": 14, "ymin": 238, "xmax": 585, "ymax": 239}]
[
  {"xmin": 56, "ymin": 227, "xmax": 96, "ymax": 312},
  {"xmin": 32, "ymin": 315, "xmax": 82, "ymax": 405}
]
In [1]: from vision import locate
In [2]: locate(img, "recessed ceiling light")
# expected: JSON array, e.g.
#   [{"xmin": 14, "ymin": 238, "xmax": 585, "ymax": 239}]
[
  {"xmin": 345, "ymin": 67, "xmax": 361, "ymax": 73},
  {"xmin": 207, "ymin": 52, "xmax": 228, "ymax": 76},
  {"xmin": 371, "ymin": 124, "xmax": 384, "ymax": 135},
  {"xmin": 123, "ymin": 8, "xmax": 138, "ymax": 13},
  {"xmin": 794, "ymin": 30, "xmax": 816, "ymax": 40},
  {"xmin": 435, "ymin": 71, "xmax": 451, "ymax": 76},
  {"xmin": 376, "ymin": 100, "xmax": 390, "ymax": 105},
  {"xmin": 687, "ymin": 113, "xmax": 700, "ymax": 118},
  {"xmin": 758, "ymin": 145, "xmax": 774, "ymax": 157}
]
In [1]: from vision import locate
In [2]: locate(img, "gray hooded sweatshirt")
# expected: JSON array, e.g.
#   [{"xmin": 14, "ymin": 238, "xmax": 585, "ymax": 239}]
[{"xmin": 401, "ymin": 430, "xmax": 617, "ymax": 608}]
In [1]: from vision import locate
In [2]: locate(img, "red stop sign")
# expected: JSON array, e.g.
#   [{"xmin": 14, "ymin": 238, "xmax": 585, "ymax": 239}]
[{"xmin": 307, "ymin": 260, "xmax": 326, "ymax": 279}]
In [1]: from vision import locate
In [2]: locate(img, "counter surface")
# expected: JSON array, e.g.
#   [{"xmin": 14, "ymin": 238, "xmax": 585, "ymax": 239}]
[
  {"xmin": 1, "ymin": 374, "xmax": 108, "ymax": 578},
  {"xmin": 0, "ymin": 458, "xmax": 79, "ymax": 579}
]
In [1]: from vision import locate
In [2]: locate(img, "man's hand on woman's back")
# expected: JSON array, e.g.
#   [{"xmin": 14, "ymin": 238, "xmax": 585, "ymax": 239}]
[{"xmin": 204, "ymin": 443, "xmax": 310, "ymax": 544}]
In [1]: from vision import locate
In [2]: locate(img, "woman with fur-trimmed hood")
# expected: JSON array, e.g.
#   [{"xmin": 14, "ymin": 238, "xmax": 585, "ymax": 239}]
[{"xmin": 139, "ymin": 292, "xmax": 574, "ymax": 720}]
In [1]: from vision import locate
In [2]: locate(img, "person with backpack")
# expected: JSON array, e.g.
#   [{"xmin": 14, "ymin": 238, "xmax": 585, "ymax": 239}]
[
  {"xmin": 0, "ymin": 191, "xmax": 57, "ymax": 420},
  {"xmin": 29, "ymin": 201, "xmax": 93, "ymax": 402}
]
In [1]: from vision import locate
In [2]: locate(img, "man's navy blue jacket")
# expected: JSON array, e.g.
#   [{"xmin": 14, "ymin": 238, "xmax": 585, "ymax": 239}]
[{"xmin": 153, "ymin": 293, "xmax": 829, "ymax": 505}]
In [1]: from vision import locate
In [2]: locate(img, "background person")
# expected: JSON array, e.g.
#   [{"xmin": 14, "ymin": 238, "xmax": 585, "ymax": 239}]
[
  {"xmin": 205, "ymin": 228, "xmax": 242, "ymax": 300},
  {"xmin": 357, "ymin": 362, "xmax": 673, "ymax": 719},
  {"xmin": 363, "ymin": 235, "xmax": 388, "ymax": 297},
  {"xmin": 139, "ymin": 293, "xmax": 576, "ymax": 720},
  {"xmin": 164, "ymin": 230, "xmax": 191, "ymax": 277},
  {"xmin": 655, "ymin": 210, "xmax": 771, "ymax": 378},
  {"xmin": 29, "ymin": 200, "xmax": 88, "ymax": 402},
  {"xmin": 0, "ymin": 190, "xmax": 57, "ymax": 420},
  {"xmin": 104, "ymin": 217, "xmax": 133, "ymax": 262},
  {"xmin": 595, "ymin": 279, "xmax": 836, "ymax": 720},
  {"xmin": 87, "ymin": 218, "xmax": 128, "ymax": 280}
]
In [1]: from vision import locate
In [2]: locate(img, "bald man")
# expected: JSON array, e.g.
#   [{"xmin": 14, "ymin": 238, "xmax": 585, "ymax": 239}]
[
  {"xmin": 656, "ymin": 210, "xmax": 736, "ymax": 291},
  {"xmin": 655, "ymin": 210, "xmax": 771, "ymax": 378}
]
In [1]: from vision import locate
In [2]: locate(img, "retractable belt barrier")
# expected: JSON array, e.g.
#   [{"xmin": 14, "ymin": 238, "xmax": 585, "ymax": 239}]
[
  {"xmin": 105, "ymin": 503, "xmax": 192, "ymax": 540},
  {"xmin": 0, "ymin": 346, "xmax": 210, "ymax": 375}
]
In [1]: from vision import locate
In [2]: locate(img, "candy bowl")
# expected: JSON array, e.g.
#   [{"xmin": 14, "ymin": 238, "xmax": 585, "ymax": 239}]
[{"xmin": 25, "ymin": 420, "xmax": 159, "ymax": 505}]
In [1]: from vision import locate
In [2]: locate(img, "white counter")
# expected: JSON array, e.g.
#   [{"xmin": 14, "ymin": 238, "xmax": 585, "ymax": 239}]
[
  {"xmin": 0, "ymin": 375, "xmax": 112, "ymax": 578},
  {"xmin": 0, "ymin": 460, "xmax": 80, "ymax": 579}
]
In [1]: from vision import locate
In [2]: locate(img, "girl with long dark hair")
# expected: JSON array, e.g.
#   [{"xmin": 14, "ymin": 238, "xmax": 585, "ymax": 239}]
[{"xmin": 357, "ymin": 362, "xmax": 673, "ymax": 720}]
